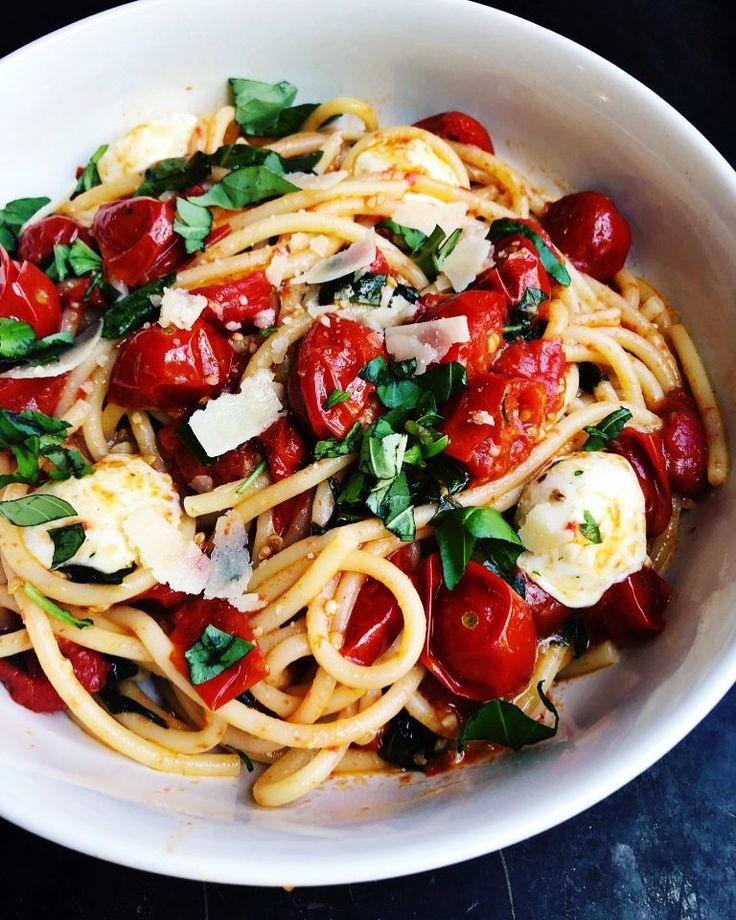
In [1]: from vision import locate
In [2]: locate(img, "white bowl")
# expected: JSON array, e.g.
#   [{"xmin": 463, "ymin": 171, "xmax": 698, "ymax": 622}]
[{"xmin": 1, "ymin": 0, "xmax": 734, "ymax": 887}]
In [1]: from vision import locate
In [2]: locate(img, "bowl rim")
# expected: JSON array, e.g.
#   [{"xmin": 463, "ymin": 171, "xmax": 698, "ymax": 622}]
[{"xmin": 1, "ymin": 0, "xmax": 735, "ymax": 886}]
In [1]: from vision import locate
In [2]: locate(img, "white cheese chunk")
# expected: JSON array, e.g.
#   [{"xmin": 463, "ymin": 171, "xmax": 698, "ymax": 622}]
[
  {"xmin": 157, "ymin": 287, "xmax": 208, "ymax": 330},
  {"xmin": 188, "ymin": 368, "xmax": 283, "ymax": 458},
  {"xmin": 390, "ymin": 196, "xmax": 468, "ymax": 236},
  {"xmin": 515, "ymin": 452, "xmax": 648, "ymax": 608},
  {"xmin": 384, "ymin": 316, "xmax": 470, "ymax": 374},
  {"xmin": 203, "ymin": 510, "xmax": 262, "ymax": 612},
  {"xmin": 440, "ymin": 232, "xmax": 492, "ymax": 292},
  {"xmin": 352, "ymin": 137, "xmax": 461, "ymax": 186},
  {"xmin": 97, "ymin": 114, "xmax": 197, "ymax": 182},
  {"xmin": 265, "ymin": 253, "xmax": 289, "ymax": 288}
]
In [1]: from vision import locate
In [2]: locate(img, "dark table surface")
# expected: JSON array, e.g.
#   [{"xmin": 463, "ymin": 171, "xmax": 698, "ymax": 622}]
[{"xmin": 2, "ymin": 2, "xmax": 734, "ymax": 917}]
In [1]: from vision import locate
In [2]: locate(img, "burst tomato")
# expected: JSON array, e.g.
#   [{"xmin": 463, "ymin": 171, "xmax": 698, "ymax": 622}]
[
  {"xmin": 1, "ymin": 247, "xmax": 62, "ymax": 338},
  {"xmin": 191, "ymin": 271, "xmax": 276, "ymax": 331},
  {"xmin": 584, "ymin": 567, "xmax": 672, "ymax": 639},
  {"xmin": 610, "ymin": 427, "xmax": 672, "ymax": 535},
  {"xmin": 492, "ymin": 337, "xmax": 567, "ymax": 415},
  {"xmin": 414, "ymin": 111, "xmax": 494, "ymax": 153},
  {"xmin": 657, "ymin": 388, "xmax": 708, "ymax": 496},
  {"xmin": 257, "ymin": 416, "xmax": 307, "ymax": 481},
  {"xmin": 17, "ymin": 216, "xmax": 93, "ymax": 266},
  {"xmin": 426, "ymin": 289, "xmax": 507, "ymax": 378},
  {"xmin": 0, "ymin": 377, "xmax": 67, "ymax": 414}
]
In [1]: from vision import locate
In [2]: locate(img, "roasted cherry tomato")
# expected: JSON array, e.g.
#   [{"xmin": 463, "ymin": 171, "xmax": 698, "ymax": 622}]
[
  {"xmin": 426, "ymin": 289, "xmax": 508, "ymax": 378},
  {"xmin": 420, "ymin": 554, "xmax": 536, "ymax": 701},
  {"xmin": 610, "ymin": 427, "xmax": 672, "ymax": 536},
  {"xmin": 0, "ymin": 377, "xmax": 67, "ymax": 414},
  {"xmin": 271, "ymin": 491, "xmax": 313, "ymax": 540},
  {"xmin": 657, "ymin": 388, "xmax": 708, "ymax": 496},
  {"xmin": 441, "ymin": 372, "xmax": 547, "ymax": 481},
  {"xmin": 168, "ymin": 597, "xmax": 267, "ymax": 710},
  {"xmin": 291, "ymin": 315, "xmax": 386, "ymax": 439},
  {"xmin": 341, "ymin": 543, "xmax": 419, "ymax": 666},
  {"xmin": 191, "ymin": 271, "xmax": 276, "ymax": 331},
  {"xmin": 257, "ymin": 416, "xmax": 307, "ymax": 481},
  {"xmin": 492, "ymin": 337, "xmax": 567, "ymax": 415},
  {"xmin": 17, "ymin": 216, "xmax": 93, "ymax": 266},
  {"xmin": 92, "ymin": 197, "xmax": 186, "ymax": 288},
  {"xmin": 413, "ymin": 111, "xmax": 494, "ymax": 154},
  {"xmin": 56, "ymin": 639, "xmax": 111, "ymax": 693},
  {"xmin": 584, "ymin": 567, "xmax": 672, "ymax": 640},
  {"xmin": 132, "ymin": 582, "xmax": 190, "ymax": 611},
  {"xmin": 543, "ymin": 191, "xmax": 631, "ymax": 281},
  {"xmin": 158, "ymin": 423, "xmax": 262, "ymax": 491},
  {"xmin": 516, "ymin": 571, "xmax": 572, "ymax": 636},
  {"xmin": 107, "ymin": 318, "xmax": 238, "ymax": 413},
  {"xmin": 0, "ymin": 247, "xmax": 62, "ymax": 338},
  {"xmin": 479, "ymin": 237, "xmax": 552, "ymax": 306}
]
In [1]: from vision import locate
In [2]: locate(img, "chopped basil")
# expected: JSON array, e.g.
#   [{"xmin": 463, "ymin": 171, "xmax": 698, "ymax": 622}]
[
  {"xmin": 72, "ymin": 144, "xmax": 108, "ymax": 198},
  {"xmin": 98, "ymin": 687, "xmax": 167, "ymax": 727},
  {"xmin": 366, "ymin": 471, "xmax": 415, "ymax": 541},
  {"xmin": 359, "ymin": 356, "xmax": 423, "ymax": 410},
  {"xmin": 259, "ymin": 326, "xmax": 278, "ymax": 337},
  {"xmin": 378, "ymin": 219, "xmax": 429, "ymax": 254},
  {"xmin": 314, "ymin": 421, "xmax": 363, "ymax": 460},
  {"xmin": 503, "ymin": 286, "xmax": 549, "ymax": 342},
  {"xmin": 582, "ymin": 407, "xmax": 633, "ymax": 451},
  {"xmin": 0, "ymin": 408, "xmax": 91, "ymax": 487},
  {"xmin": 235, "ymin": 458, "xmax": 268, "ymax": 495},
  {"xmin": 176, "ymin": 420, "xmax": 213, "ymax": 467},
  {"xmin": 478, "ymin": 539, "xmax": 526, "ymax": 597},
  {"xmin": 101, "ymin": 273, "xmax": 176, "ymax": 339},
  {"xmin": 0, "ymin": 318, "xmax": 76, "ymax": 367},
  {"xmin": 579, "ymin": 509, "xmax": 602, "ymax": 544},
  {"xmin": 185, "ymin": 624, "xmax": 254, "ymax": 685},
  {"xmin": 269, "ymin": 103, "xmax": 319, "ymax": 138},
  {"xmin": 226, "ymin": 746, "xmax": 255, "ymax": 773},
  {"xmin": 173, "ymin": 198, "xmax": 212, "ymax": 253},
  {"xmin": 136, "ymin": 152, "xmax": 211, "ymax": 197},
  {"xmin": 487, "ymin": 218, "xmax": 571, "ymax": 286},
  {"xmin": 0, "ymin": 197, "xmax": 51, "ymax": 253},
  {"xmin": 22, "ymin": 582, "xmax": 93, "ymax": 629},
  {"xmin": 211, "ymin": 144, "xmax": 322, "ymax": 175},
  {"xmin": 360, "ymin": 417, "xmax": 408, "ymax": 480},
  {"xmin": 379, "ymin": 711, "xmax": 449, "ymax": 771},
  {"xmin": 377, "ymin": 220, "xmax": 462, "ymax": 281},
  {"xmin": 324, "ymin": 389, "xmax": 351, "ymax": 409},
  {"xmin": 45, "ymin": 240, "xmax": 108, "ymax": 304},
  {"xmin": 433, "ymin": 505, "xmax": 523, "ymax": 590},
  {"xmin": 281, "ymin": 149, "xmax": 323, "ymax": 173},
  {"xmin": 562, "ymin": 618, "xmax": 589, "ymax": 658},
  {"xmin": 0, "ymin": 493, "xmax": 76, "ymax": 526},
  {"xmin": 416, "ymin": 361, "xmax": 467, "ymax": 404},
  {"xmin": 58, "ymin": 564, "xmax": 136, "ymax": 585},
  {"xmin": 459, "ymin": 681, "xmax": 559, "ymax": 750},
  {"xmin": 48, "ymin": 523, "xmax": 86, "ymax": 568},
  {"xmin": 189, "ymin": 165, "xmax": 297, "ymax": 211},
  {"xmin": 319, "ymin": 271, "xmax": 387, "ymax": 307},
  {"xmin": 229, "ymin": 77, "xmax": 298, "ymax": 135}
]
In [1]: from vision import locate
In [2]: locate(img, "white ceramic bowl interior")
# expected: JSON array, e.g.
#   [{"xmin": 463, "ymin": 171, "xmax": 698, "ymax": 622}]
[{"xmin": 0, "ymin": 0, "xmax": 734, "ymax": 886}]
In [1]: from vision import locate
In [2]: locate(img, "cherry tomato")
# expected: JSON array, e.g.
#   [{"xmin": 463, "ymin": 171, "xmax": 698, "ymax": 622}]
[
  {"xmin": 426, "ymin": 289, "xmax": 507, "ymax": 378},
  {"xmin": 56, "ymin": 639, "xmax": 110, "ymax": 693},
  {"xmin": 441, "ymin": 372, "xmax": 547, "ymax": 481},
  {"xmin": 492, "ymin": 337, "xmax": 567, "ymax": 415},
  {"xmin": 367, "ymin": 249, "xmax": 394, "ymax": 277},
  {"xmin": 92, "ymin": 197, "xmax": 186, "ymax": 288},
  {"xmin": 517, "ymin": 571, "xmax": 572, "ymax": 636},
  {"xmin": 0, "ymin": 247, "xmax": 62, "ymax": 338},
  {"xmin": 57, "ymin": 276, "xmax": 107, "ymax": 312},
  {"xmin": 584, "ymin": 567, "xmax": 672, "ymax": 640},
  {"xmin": 543, "ymin": 191, "xmax": 631, "ymax": 281},
  {"xmin": 132, "ymin": 582, "xmax": 190, "ymax": 610},
  {"xmin": 610, "ymin": 427, "xmax": 672, "ymax": 535},
  {"xmin": 413, "ymin": 111, "xmax": 494, "ymax": 154},
  {"xmin": 158, "ymin": 423, "xmax": 262, "ymax": 491},
  {"xmin": 420, "ymin": 555, "xmax": 536, "ymax": 701},
  {"xmin": 479, "ymin": 237, "xmax": 552, "ymax": 306},
  {"xmin": 168, "ymin": 597, "xmax": 267, "ymax": 710},
  {"xmin": 257, "ymin": 416, "xmax": 307, "ymax": 481},
  {"xmin": 657, "ymin": 388, "xmax": 708, "ymax": 496},
  {"xmin": 17, "ymin": 216, "xmax": 93, "ymax": 266},
  {"xmin": 271, "ymin": 491, "xmax": 313, "ymax": 539},
  {"xmin": 291, "ymin": 315, "xmax": 386, "ymax": 439},
  {"xmin": 0, "ymin": 377, "xmax": 67, "ymax": 414},
  {"xmin": 191, "ymin": 271, "xmax": 276, "ymax": 331},
  {"xmin": 107, "ymin": 318, "xmax": 238, "ymax": 413},
  {"xmin": 341, "ymin": 543, "xmax": 419, "ymax": 665}
]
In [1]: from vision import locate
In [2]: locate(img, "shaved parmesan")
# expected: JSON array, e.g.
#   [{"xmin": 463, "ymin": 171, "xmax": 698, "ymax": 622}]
[
  {"xmin": 158, "ymin": 287, "xmax": 207, "ymax": 330},
  {"xmin": 287, "ymin": 170, "xmax": 348, "ymax": 190},
  {"xmin": 385, "ymin": 316, "xmax": 470, "ymax": 374},
  {"xmin": 188, "ymin": 368, "xmax": 283, "ymax": 458},
  {"xmin": 265, "ymin": 253, "xmax": 289, "ymax": 287},
  {"xmin": 440, "ymin": 232, "xmax": 492, "ymax": 292},
  {"xmin": 391, "ymin": 196, "xmax": 467, "ymax": 236},
  {"xmin": 294, "ymin": 232, "xmax": 376, "ymax": 285},
  {"xmin": 204, "ymin": 510, "xmax": 262, "ymax": 612},
  {"xmin": 123, "ymin": 507, "xmax": 211, "ymax": 595},
  {"xmin": 1, "ymin": 322, "xmax": 102, "ymax": 379}
]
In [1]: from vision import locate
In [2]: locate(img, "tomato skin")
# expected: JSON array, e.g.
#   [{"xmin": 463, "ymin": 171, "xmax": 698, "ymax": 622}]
[
  {"xmin": 56, "ymin": 639, "xmax": 111, "ymax": 693},
  {"xmin": 92, "ymin": 197, "xmax": 186, "ymax": 288},
  {"xmin": 257, "ymin": 416, "xmax": 307, "ymax": 481},
  {"xmin": 17, "ymin": 216, "xmax": 93, "ymax": 266},
  {"xmin": 158, "ymin": 422, "xmax": 261, "ymax": 490},
  {"xmin": 293, "ymin": 315, "xmax": 386, "ymax": 439},
  {"xmin": 426, "ymin": 289, "xmax": 507, "ymax": 379},
  {"xmin": 657, "ymin": 388, "xmax": 708, "ymax": 496},
  {"xmin": 543, "ymin": 191, "xmax": 631, "ymax": 281},
  {"xmin": 133, "ymin": 582, "xmax": 190, "ymax": 610},
  {"xmin": 0, "ymin": 376, "xmax": 67, "ymax": 414},
  {"xmin": 584, "ymin": 568, "xmax": 672, "ymax": 640},
  {"xmin": 441, "ymin": 372, "xmax": 547, "ymax": 481},
  {"xmin": 420, "ymin": 555, "xmax": 537, "ymax": 701},
  {"xmin": 168, "ymin": 598, "xmax": 267, "ymax": 710},
  {"xmin": 517, "ymin": 571, "xmax": 572, "ymax": 636},
  {"xmin": 341, "ymin": 543, "xmax": 419, "ymax": 666},
  {"xmin": 0, "ymin": 247, "xmax": 63, "ymax": 338},
  {"xmin": 191, "ymin": 271, "xmax": 276, "ymax": 331},
  {"xmin": 479, "ymin": 237, "xmax": 552, "ymax": 307},
  {"xmin": 610, "ymin": 427, "xmax": 672, "ymax": 536},
  {"xmin": 413, "ymin": 111, "xmax": 494, "ymax": 154},
  {"xmin": 492, "ymin": 337, "xmax": 567, "ymax": 415},
  {"xmin": 107, "ymin": 318, "xmax": 238, "ymax": 413}
]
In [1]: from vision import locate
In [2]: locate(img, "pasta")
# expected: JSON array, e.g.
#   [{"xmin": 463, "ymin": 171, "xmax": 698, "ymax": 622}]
[{"xmin": 0, "ymin": 77, "xmax": 727, "ymax": 808}]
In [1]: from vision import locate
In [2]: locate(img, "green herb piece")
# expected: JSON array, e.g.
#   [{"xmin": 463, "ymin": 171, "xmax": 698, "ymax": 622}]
[
  {"xmin": 324, "ymin": 389, "xmax": 351, "ymax": 409},
  {"xmin": 0, "ymin": 317, "xmax": 36, "ymax": 359},
  {"xmin": 314, "ymin": 421, "xmax": 363, "ymax": 460},
  {"xmin": 366, "ymin": 471, "xmax": 415, "ymax": 541},
  {"xmin": 433, "ymin": 505, "xmax": 523, "ymax": 590},
  {"xmin": 98, "ymin": 687, "xmax": 167, "ymax": 727},
  {"xmin": 22, "ymin": 582, "xmax": 93, "ymax": 629},
  {"xmin": 478, "ymin": 539, "xmax": 526, "ymax": 596},
  {"xmin": 45, "ymin": 239, "xmax": 106, "ymax": 304},
  {"xmin": 459, "ymin": 681, "xmax": 559, "ymax": 750},
  {"xmin": 579, "ymin": 509, "xmax": 602, "ymax": 544},
  {"xmin": 360, "ymin": 356, "xmax": 424, "ymax": 410},
  {"xmin": 58, "ymin": 565, "xmax": 136, "ymax": 585},
  {"xmin": 487, "ymin": 218, "xmax": 571, "ymax": 286},
  {"xmin": 185, "ymin": 624, "xmax": 254, "ymax": 685},
  {"xmin": 582, "ymin": 407, "xmax": 633, "ymax": 451},
  {"xmin": 574, "ymin": 469, "xmax": 584, "ymax": 477},
  {"xmin": 173, "ymin": 198, "xmax": 212, "ymax": 253},
  {"xmin": 68, "ymin": 239, "xmax": 102, "ymax": 276},
  {"xmin": 378, "ymin": 711, "xmax": 449, "ymax": 771},
  {"xmin": 359, "ymin": 415, "xmax": 408, "ymax": 480},
  {"xmin": 72, "ymin": 145, "xmax": 108, "ymax": 198},
  {"xmin": 136, "ymin": 151, "xmax": 211, "ymax": 197},
  {"xmin": 0, "ymin": 493, "xmax": 76, "ymax": 526},
  {"xmin": 416, "ymin": 361, "xmax": 467, "ymax": 403},
  {"xmin": 176, "ymin": 420, "xmax": 213, "ymax": 467},
  {"xmin": 282, "ymin": 149, "xmax": 323, "ymax": 173},
  {"xmin": 236, "ymin": 458, "xmax": 268, "ymax": 494},
  {"xmin": 270, "ymin": 103, "xmax": 320, "ymax": 138},
  {"xmin": 414, "ymin": 225, "xmax": 462, "ymax": 281},
  {"xmin": 0, "ymin": 408, "xmax": 91, "ymax": 487},
  {"xmin": 48, "ymin": 523, "xmax": 86, "ymax": 568},
  {"xmin": 190, "ymin": 165, "xmax": 297, "ymax": 210},
  {"xmin": 377, "ymin": 219, "xmax": 429, "ymax": 254},
  {"xmin": 503, "ymin": 287, "xmax": 549, "ymax": 342},
  {"xmin": 229, "ymin": 77, "xmax": 299, "ymax": 135},
  {"xmin": 0, "ymin": 197, "xmax": 51, "ymax": 253},
  {"xmin": 562, "ymin": 618, "xmax": 589, "ymax": 658},
  {"xmin": 101, "ymin": 273, "xmax": 176, "ymax": 339},
  {"xmin": 259, "ymin": 326, "xmax": 278, "ymax": 337}
]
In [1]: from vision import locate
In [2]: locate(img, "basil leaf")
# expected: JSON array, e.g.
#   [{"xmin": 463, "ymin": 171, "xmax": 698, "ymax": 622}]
[
  {"xmin": 359, "ymin": 355, "xmax": 424, "ymax": 410},
  {"xmin": 377, "ymin": 219, "xmax": 428, "ymax": 254},
  {"xmin": 414, "ymin": 225, "xmax": 462, "ymax": 281},
  {"xmin": 314, "ymin": 421, "xmax": 363, "ymax": 460},
  {"xmin": 235, "ymin": 458, "xmax": 268, "ymax": 495},
  {"xmin": 68, "ymin": 239, "xmax": 102, "ymax": 276},
  {"xmin": 24, "ymin": 331, "xmax": 76, "ymax": 365},
  {"xmin": 101, "ymin": 273, "xmax": 176, "ymax": 339},
  {"xmin": 487, "ymin": 218, "xmax": 571, "ymax": 286},
  {"xmin": 72, "ymin": 145, "xmax": 108, "ymax": 198},
  {"xmin": 0, "ymin": 317, "xmax": 36, "ymax": 359},
  {"xmin": 579, "ymin": 509, "xmax": 602, "ymax": 544},
  {"xmin": 0, "ymin": 408, "xmax": 91, "ymax": 487},
  {"xmin": 562, "ymin": 618, "xmax": 589, "ymax": 658},
  {"xmin": 42, "ymin": 446, "xmax": 92, "ymax": 481},
  {"xmin": 459, "ymin": 681, "xmax": 559, "ymax": 750},
  {"xmin": 48, "ymin": 523, "xmax": 86, "ymax": 568},
  {"xmin": 270, "ymin": 102, "xmax": 320, "ymax": 138},
  {"xmin": 503, "ymin": 287, "xmax": 549, "ymax": 342},
  {"xmin": 229, "ymin": 78, "xmax": 298, "ymax": 135},
  {"xmin": 176, "ymin": 420, "xmax": 213, "ymax": 467},
  {"xmin": 282, "ymin": 149, "xmax": 323, "ymax": 173},
  {"xmin": 359, "ymin": 415, "xmax": 408, "ymax": 480},
  {"xmin": 0, "ymin": 409, "xmax": 69, "ymax": 444},
  {"xmin": 136, "ymin": 151, "xmax": 211, "ymax": 197},
  {"xmin": 366, "ymin": 471, "xmax": 415, "ymax": 541},
  {"xmin": 379, "ymin": 711, "xmax": 448, "ymax": 771},
  {"xmin": 415, "ymin": 361, "xmax": 467, "ymax": 403},
  {"xmin": 582, "ymin": 407, "xmax": 633, "ymax": 451},
  {"xmin": 173, "ymin": 198, "xmax": 212, "ymax": 254},
  {"xmin": 98, "ymin": 687, "xmax": 168, "ymax": 727},
  {"xmin": 0, "ymin": 197, "xmax": 51, "ymax": 253},
  {"xmin": 22, "ymin": 582, "xmax": 92, "ymax": 629},
  {"xmin": 58, "ymin": 564, "xmax": 136, "ymax": 585},
  {"xmin": 324, "ymin": 389, "xmax": 351, "ymax": 409},
  {"xmin": 433, "ymin": 506, "xmax": 523, "ymax": 590},
  {"xmin": 185, "ymin": 623, "xmax": 254, "ymax": 685},
  {"xmin": 337, "ymin": 470, "xmax": 369, "ymax": 505},
  {"xmin": 0, "ymin": 493, "xmax": 76, "ymax": 526},
  {"xmin": 190, "ymin": 165, "xmax": 297, "ymax": 210}
]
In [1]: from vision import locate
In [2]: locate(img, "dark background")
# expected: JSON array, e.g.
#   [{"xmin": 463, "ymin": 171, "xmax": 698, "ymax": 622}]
[{"xmin": 1, "ymin": 2, "xmax": 734, "ymax": 917}]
